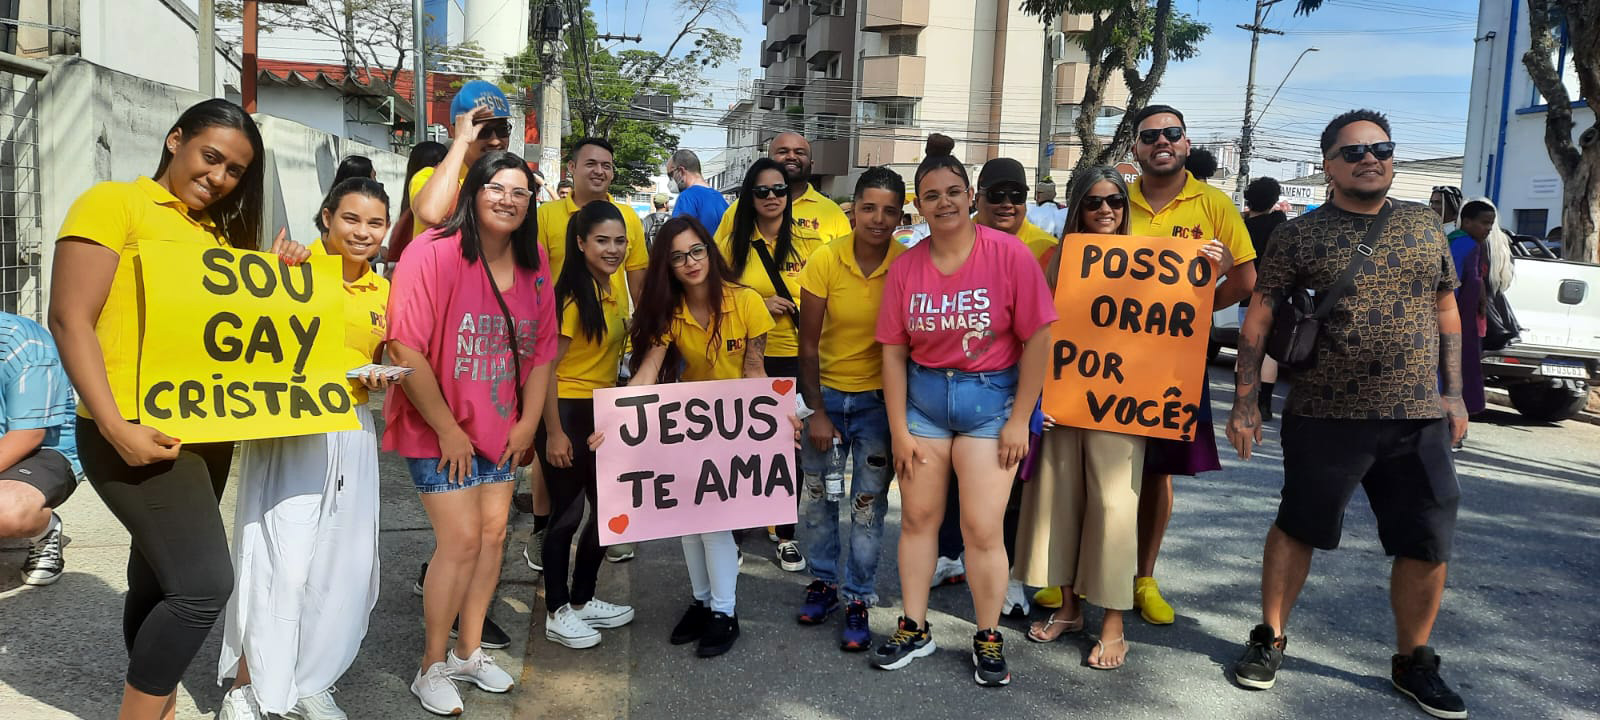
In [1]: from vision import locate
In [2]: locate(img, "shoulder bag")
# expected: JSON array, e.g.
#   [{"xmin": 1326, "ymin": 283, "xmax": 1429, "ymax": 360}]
[{"xmin": 1266, "ymin": 202, "xmax": 1392, "ymax": 370}]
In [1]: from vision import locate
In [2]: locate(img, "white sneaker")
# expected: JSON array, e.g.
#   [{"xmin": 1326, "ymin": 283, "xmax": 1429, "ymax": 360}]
[
  {"xmin": 545, "ymin": 605, "xmax": 602, "ymax": 648},
  {"xmin": 283, "ymin": 688, "xmax": 346, "ymax": 720},
  {"xmin": 446, "ymin": 647, "xmax": 515, "ymax": 692},
  {"xmin": 1004, "ymin": 578, "xmax": 1031, "ymax": 618},
  {"xmin": 931, "ymin": 556, "xmax": 966, "ymax": 588},
  {"xmin": 218, "ymin": 685, "xmax": 263, "ymax": 720},
  {"xmin": 410, "ymin": 662, "xmax": 464, "ymax": 716},
  {"xmin": 572, "ymin": 598, "xmax": 635, "ymax": 629}
]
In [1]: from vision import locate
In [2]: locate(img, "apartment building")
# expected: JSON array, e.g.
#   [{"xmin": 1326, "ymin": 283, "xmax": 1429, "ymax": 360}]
[{"xmin": 744, "ymin": 0, "xmax": 1129, "ymax": 197}]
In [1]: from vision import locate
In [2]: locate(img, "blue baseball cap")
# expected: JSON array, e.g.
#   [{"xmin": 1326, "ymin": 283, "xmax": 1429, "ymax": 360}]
[{"xmin": 449, "ymin": 80, "xmax": 511, "ymax": 121}]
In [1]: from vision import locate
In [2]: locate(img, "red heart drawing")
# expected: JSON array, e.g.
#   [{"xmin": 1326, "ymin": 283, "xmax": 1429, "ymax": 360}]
[
  {"xmin": 772, "ymin": 379, "xmax": 795, "ymax": 395},
  {"xmin": 607, "ymin": 514, "xmax": 629, "ymax": 535}
]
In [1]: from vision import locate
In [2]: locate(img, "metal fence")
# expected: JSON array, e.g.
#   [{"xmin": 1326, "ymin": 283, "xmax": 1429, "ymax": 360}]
[{"xmin": 0, "ymin": 51, "xmax": 43, "ymax": 320}]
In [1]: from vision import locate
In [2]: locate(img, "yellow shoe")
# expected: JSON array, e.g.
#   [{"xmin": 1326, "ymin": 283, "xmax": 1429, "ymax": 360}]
[
  {"xmin": 1135, "ymin": 577, "xmax": 1175, "ymax": 625},
  {"xmin": 1033, "ymin": 586, "xmax": 1063, "ymax": 609}
]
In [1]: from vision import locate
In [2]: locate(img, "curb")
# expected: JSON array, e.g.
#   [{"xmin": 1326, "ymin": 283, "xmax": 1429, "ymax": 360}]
[{"xmin": 1484, "ymin": 387, "xmax": 1600, "ymax": 427}]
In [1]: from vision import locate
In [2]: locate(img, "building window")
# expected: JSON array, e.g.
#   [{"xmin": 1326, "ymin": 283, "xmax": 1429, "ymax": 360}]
[
  {"xmin": 1532, "ymin": 21, "xmax": 1583, "ymax": 106},
  {"xmin": 887, "ymin": 33, "xmax": 918, "ymax": 56},
  {"xmin": 860, "ymin": 99, "xmax": 917, "ymax": 127},
  {"xmin": 812, "ymin": 114, "xmax": 844, "ymax": 141},
  {"xmin": 827, "ymin": 57, "xmax": 842, "ymax": 79},
  {"xmin": 1514, "ymin": 208, "xmax": 1549, "ymax": 238}
]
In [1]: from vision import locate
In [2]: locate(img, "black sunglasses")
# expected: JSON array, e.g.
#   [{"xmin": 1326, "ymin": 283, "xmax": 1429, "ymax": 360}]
[
  {"xmin": 752, "ymin": 183, "xmax": 789, "ymax": 199},
  {"xmin": 476, "ymin": 120, "xmax": 512, "ymax": 140},
  {"xmin": 1138, "ymin": 126, "xmax": 1185, "ymax": 144},
  {"xmin": 1081, "ymin": 193, "xmax": 1127, "ymax": 211},
  {"xmin": 1331, "ymin": 141, "xmax": 1395, "ymax": 163},
  {"xmin": 983, "ymin": 188, "xmax": 1028, "ymax": 205}
]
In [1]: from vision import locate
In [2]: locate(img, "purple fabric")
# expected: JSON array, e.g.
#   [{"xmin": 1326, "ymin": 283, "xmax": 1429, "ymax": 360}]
[{"xmin": 1450, "ymin": 233, "xmax": 1487, "ymax": 414}]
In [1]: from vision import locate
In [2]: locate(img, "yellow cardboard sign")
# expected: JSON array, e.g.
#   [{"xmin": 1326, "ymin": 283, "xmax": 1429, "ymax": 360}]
[
  {"xmin": 137, "ymin": 242, "xmax": 359, "ymax": 442},
  {"xmin": 1044, "ymin": 233, "xmax": 1216, "ymax": 441}
]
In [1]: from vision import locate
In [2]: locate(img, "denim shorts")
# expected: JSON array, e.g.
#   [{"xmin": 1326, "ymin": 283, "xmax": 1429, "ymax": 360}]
[
  {"xmin": 905, "ymin": 362, "xmax": 1018, "ymax": 439},
  {"xmin": 407, "ymin": 455, "xmax": 517, "ymax": 494}
]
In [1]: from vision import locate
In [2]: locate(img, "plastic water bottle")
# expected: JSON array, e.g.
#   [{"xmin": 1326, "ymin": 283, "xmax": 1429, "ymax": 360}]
[{"xmin": 824, "ymin": 437, "xmax": 845, "ymax": 501}]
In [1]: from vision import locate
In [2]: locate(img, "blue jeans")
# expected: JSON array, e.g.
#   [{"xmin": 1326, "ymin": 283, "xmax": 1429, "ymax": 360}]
[
  {"xmin": 406, "ymin": 455, "xmax": 516, "ymax": 494},
  {"xmin": 905, "ymin": 363, "xmax": 1018, "ymax": 439},
  {"xmin": 799, "ymin": 387, "xmax": 892, "ymax": 606}
]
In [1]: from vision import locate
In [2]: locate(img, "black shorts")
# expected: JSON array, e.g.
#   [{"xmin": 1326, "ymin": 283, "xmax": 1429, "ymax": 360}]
[
  {"xmin": 1276, "ymin": 415, "xmax": 1459, "ymax": 563},
  {"xmin": 0, "ymin": 447, "xmax": 78, "ymax": 509}
]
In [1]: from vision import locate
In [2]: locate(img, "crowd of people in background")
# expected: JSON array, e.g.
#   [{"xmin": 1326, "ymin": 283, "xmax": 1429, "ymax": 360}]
[{"xmin": 1, "ymin": 74, "xmax": 1492, "ymax": 720}]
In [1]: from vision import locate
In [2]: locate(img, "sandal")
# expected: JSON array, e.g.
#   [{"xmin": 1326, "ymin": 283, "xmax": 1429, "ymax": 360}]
[
  {"xmin": 1026, "ymin": 612, "xmax": 1084, "ymax": 643},
  {"xmin": 1088, "ymin": 636, "xmax": 1129, "ymax": 670}
]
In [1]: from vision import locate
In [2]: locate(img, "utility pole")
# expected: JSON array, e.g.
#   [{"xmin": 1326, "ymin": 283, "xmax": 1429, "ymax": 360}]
[
  {"xmin": 199, "ymin": 0, "xmax": 215, "ymax": 96},
  {"xmin": 413, "ymin": 0, "xmax": 427, "ymax": 141},
  {"xmin": 1235, "ymin": 0, "xmax": 1282, "ymax": 201},
  {"xmin": 533, "ymin": 2, "xmax": 567, "ymax": 175},
  {"xmin": 1036, "ymin": 15, "xmax": 1056, "ymax": 182}
]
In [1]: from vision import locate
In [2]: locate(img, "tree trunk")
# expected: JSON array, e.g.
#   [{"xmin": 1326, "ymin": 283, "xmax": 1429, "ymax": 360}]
[{"xmin": 1561, "ymin": 127, "xmax": 1600, "ymax": 263}]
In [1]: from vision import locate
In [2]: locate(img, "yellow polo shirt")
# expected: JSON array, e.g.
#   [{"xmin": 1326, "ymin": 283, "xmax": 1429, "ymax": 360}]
[
  {"xmin": 1018, "ymin": 221, "xmax": 1060, "ymax": 263},
  {"xmin": 57, "ymin": 177, "xmax": 229, "ymax": 420},
  {"xmin": 1129, "ymin": 171, "xmax": 1256, "ymax": 266},
  {"xmin": 556, "ymin": 282, "xmax": 628, "ymax": 399},
  {"xmin": 712, "ymin": 223, "xmax": 826, "ymax": 359},
  {"xmin": 535, "ymin": 194, "xmax": 649, "ymax": 282},
  {"xmin": 798, "ymin": 236, "xmax": 906, "ymax": 392},
  {"xmin": 670, "ymin": 285, "xmax": 776, "ymax": 382},
  {"xmin": 340, "ymin": 267, "xmax": 390, "ymax": 405}
]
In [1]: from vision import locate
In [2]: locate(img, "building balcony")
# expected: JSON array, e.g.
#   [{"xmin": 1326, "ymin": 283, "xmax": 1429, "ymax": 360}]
[
  {"xmin": 805, "ymin": 77, "xmax": 853, "ymax": 118},
  {"xmin": 1056, "ymin": 61, "xmax": 1129, "ymax": 108},
  {"xmin": 859, "ymin": 55, "xmax": 925, "ymax": 98},
  {"xmin": 765, "ymin": 55, "xmax": 806, "ymax": 91},
  {"xmin": 811, "ymin": 136, "xmax": 850, "ymax": 177},
  {"xmin": 863, "ymin": 0, "xmax": 929, "ymax": 31},
  {"xmin": 772, "ymin": 3, "xmax": 810, "ymax": 45},
  {"xmin": 806, "ymin": 13, "xmax": 853, "ymax": 69},
  {"xmin": 856, "ymin": 127, "xmax": 926, "ymax": 167}
]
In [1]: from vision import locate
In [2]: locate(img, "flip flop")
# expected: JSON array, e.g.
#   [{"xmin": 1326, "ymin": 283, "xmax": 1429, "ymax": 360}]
[
  {"xmin": 1026, "ymin": 613, "xmax": 1084, "ymax": 643},
  {"xmin": 1088, "ymin": 636, "xmax": 1129, "ymax": 670}
]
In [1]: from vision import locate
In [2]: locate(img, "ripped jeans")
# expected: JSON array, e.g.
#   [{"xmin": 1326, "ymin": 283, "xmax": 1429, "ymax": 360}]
[{"xmin": 799, "ymin": 386, "xmax": 892, "ymax": 606}]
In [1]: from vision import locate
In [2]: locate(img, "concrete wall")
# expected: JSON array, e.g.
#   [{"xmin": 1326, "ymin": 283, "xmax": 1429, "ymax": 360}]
[
  {"xmin": 257, "ymin": 85, "xmax": 398, "ymax": 151},
  {"xmin": 1463, "ymin": 0, "xmax": 1594, "ymax": 237},
  {"xmin": 78, "ymin": 0, "xmax": 240, "ymax": 97},
  {"xmin": 37, "ymin": 58, "xmax": 405, "ymax": 318}
]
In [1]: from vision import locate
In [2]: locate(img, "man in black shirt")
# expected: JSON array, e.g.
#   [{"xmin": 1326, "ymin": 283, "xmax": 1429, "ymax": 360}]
[{"xmin": 1241, "ymin": 177, "xmax": 1287, "ymax": 419}]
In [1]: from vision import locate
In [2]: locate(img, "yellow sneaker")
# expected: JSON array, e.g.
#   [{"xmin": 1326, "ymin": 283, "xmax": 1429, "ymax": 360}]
[
  {"xmin": 1033, "ymin": 586, "xmax": 1063, "ymax": 609},
  {"xmin": 1135, "ymin": 577, "xmax": 1174, "ymax": 625}
]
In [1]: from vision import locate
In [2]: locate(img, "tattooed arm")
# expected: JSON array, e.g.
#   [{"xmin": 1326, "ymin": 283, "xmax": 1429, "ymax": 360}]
[
  {"xmin": 1227, "ymin": 291, "xmax": 1277, "ymax": 460},
  {"xmin": 1436, "ymin": 290, "xmax": 1469, "ymax": 443},
  {"xmin": 742, "ymin": 333, "xmax": 768, "ymax": 379}
]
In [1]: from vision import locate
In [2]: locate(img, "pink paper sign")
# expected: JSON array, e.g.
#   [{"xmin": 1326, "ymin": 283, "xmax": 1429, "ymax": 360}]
[{"xmin": 594, "ymin": 377, "xmax": 799, "ymax": 545}]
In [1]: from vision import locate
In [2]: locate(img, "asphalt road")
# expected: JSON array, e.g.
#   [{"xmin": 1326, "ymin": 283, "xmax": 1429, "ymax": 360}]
[{"xmin": 3, "ymin": 364, "xmax": 1598, "ymax": 719}]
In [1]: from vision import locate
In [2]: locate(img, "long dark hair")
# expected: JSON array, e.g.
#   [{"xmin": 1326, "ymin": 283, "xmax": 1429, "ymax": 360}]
[
  {"xmin": 628, "ymin": 216, "xmax": 738, "ymax": 383},
  {"xmin": 154, "ymin": 99, "xmax": 265, "ymax": 250},
  {"xmin": 317, "ymin": 177, "xmax": 390, "ymax": 244},
  {"xmin": 437, "ymin": 151, "xmax": 542, "ymax": 414},
  {"xmin": 728, "ymin": 158, "xmax": 795, "ymax": 277},
  {"xmin": 399, "ymin": 141, "xmax": 448, "ymax": 216},
  {"xmin": 1062, "ymin": 166, "xmax": 1131, "ymax": 236},
  {"xmin": 555, "ymin": 200, "xmax": 626, "ymax": 344}
]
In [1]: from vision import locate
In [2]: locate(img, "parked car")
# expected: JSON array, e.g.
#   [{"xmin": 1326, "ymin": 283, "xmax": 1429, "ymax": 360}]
[{"xmin": 1481, "ymin": 239, "xmax": 1600, "ymax": 422}]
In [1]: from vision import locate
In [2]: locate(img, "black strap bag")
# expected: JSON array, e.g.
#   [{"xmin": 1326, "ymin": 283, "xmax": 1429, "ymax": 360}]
[
  {"xmin": 751, "ymin": 237, "xmax": 800, "ymax": 323},
  {"xmin": 1266, "ymin": 202, "xmax": 1392, "ymax": 370}
]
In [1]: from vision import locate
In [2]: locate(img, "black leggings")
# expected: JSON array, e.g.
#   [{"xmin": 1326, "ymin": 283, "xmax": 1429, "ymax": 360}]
[
  {"xmin": 765, "ymin": 355, "xmax": 801, "ymax": 541},
  {"xmin": 537, "ymin": 398, "xmax": 603, "ymax": 613},
  {"xmin": 77, "ymin": 417, "xmax": 236, "ymax": 696}
]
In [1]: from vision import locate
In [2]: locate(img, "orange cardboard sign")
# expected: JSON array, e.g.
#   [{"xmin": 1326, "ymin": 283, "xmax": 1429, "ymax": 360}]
[{"xmin": 1044, "ymin": 233, "xmax": 1217, "ymax": 441}]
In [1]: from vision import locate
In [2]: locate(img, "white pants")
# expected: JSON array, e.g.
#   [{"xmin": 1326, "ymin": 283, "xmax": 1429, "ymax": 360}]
[
  {"xmin": 218, "ymin": 406, "xmax": 381, "ymax": 714},
  {"xmin": 680, "ymin": 530, "xmax": 738, "ymax": 614}
]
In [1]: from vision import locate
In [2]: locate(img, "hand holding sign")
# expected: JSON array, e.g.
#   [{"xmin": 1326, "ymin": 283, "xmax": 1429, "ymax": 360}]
[
  {"xmin": 594, "ymin": 378, "xmax": 799, "ymax": 545},
  {"xmin": 1043, "ymin": 234, "xmax": 1217, "ymax": 441}
]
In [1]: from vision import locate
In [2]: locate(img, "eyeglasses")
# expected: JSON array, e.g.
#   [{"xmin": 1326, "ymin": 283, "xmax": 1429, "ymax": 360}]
[
  {"xmin": 1330, "ymin": 141, "xmax": 1395, "ymax": 163},
  {"xmin": 983, "ymin": 188, "xmax": 1028, "ymax": 205},
  {"xmin": 1137, "ymin": 126, "xmax": 1185, "ymax": 145},
  {"xmin": 476, "ymin": 120, "xmax": 512, "ymax": 140},
  {"xmin": 670, "ymin": 244, "xmax": 709, "ymax": 267},
  {"xmin": 1080, "ymin": 193, "xmax": 1127, "ymax": 211},
  {"xmin": 482, "ymin": 182, "xmax": 533, "ymax": 205},
  {"xmin": 752, "ymin": 184, "xmax": 789, "ymax": 199}
]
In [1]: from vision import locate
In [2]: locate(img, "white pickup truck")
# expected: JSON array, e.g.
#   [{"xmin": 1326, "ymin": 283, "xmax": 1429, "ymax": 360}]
[{"xmin": 1481, "ymin": 237, "xmax": 1600, "ymax": 421}]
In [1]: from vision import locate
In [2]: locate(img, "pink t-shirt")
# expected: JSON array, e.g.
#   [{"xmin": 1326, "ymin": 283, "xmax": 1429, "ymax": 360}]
[
  {"xmin": 383, "ymin": 231, "xmax": 558, "ymax": 459},
  {"xmin": 875, "ymin": 223, "xmax": 1057, "ymax": 372}
]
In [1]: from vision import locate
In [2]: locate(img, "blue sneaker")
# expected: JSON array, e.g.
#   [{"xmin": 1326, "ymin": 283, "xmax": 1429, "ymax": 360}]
[
  {"xmin": 797, "ymin": 580, "xmax": 839, "ymax": 625},
  {"xmin": 840, "ymin": 601, "xmax": 871, "ymax": 652}
]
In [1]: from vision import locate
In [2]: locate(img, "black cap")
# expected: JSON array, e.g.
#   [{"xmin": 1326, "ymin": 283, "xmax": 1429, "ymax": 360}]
[{"xmin": 977, "ymin": 157, "xmax": 1028, "ymax": 191}]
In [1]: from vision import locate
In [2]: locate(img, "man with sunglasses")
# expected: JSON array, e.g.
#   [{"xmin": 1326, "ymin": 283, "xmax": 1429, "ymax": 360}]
[
  {"xmin": 973, "ymin": 158, "xmax": 1061, "ymax": 263},
  {"xmin": 410, "ymin": 81, "xmax": 515, "ymax": 237},
  {"xmin": 1227, "ymin": 109, "xmax": 1469, "ymax": 720},
  {"xmin": 1124, "ymin": 104, "xmax": 1256, "ymax": 630}
]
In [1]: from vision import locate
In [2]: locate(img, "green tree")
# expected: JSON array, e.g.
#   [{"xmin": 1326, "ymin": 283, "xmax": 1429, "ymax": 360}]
[
  {"xmin": 1018, "ymin": 0, "xmax": 1209, "ymax": 174},
  {"xmin": 1524, "ymin": 0, "xmax": 1599, "ymax": 262}
]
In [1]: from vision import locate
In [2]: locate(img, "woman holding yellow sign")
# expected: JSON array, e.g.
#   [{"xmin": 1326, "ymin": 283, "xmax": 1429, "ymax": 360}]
[
  {"xmin": 216, "ymin": 178, "xmax": 393, "ymax": 719},
  {"xmin": 48, "ymin": 98, "xmax": 310, "ymax": 720}
]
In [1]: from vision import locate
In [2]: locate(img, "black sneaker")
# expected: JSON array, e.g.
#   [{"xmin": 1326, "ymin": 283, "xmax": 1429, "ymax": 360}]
[
  {"xmin": 1233, "ymin": 624, "xmax": 1286, "ymax": 690},
  {"xmin": 670, "ymin": 601, "xmax": 712, "ymax": 645},
  {"xmin": 839, "ymin": 601, "xmax": 872, "ymax": 652},
  {"xmin": 413, "ymin": 562, "xmax": 427, "ymax": 596},
  {"xmin": 797, "ymin": 580, "xmax": 839, "ymax": 625},
  {"xmin": 1392, "ymin": 646, "xmax": 1468, "ymax": 719},
  {"xmin": 450, "ymin": 615, "xmax": 511, "ymax": 649},
  {"xmin": 972, "ymin": 628, "xmax": 1011, "ymax": 687},
  {"xmin": 696, "ymin": 612, "xmax": 740, "ymax": 657},
  {"xmin": 22, "ymin": 518, "xmax": 64, "ymax": 586},
  {"xmin": 869, "ymin": 616, "xmax": 936, "ymax": 670}
]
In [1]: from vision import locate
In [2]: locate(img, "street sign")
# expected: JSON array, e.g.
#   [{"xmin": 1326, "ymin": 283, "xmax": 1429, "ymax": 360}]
[{"xmin": 1045, "ymin": 142, "xmax": 1055, "ymax": 157}]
